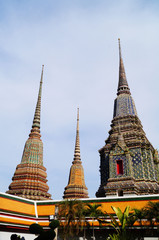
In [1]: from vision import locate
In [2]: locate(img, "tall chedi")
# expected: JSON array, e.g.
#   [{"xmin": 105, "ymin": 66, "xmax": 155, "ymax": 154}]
[
  {"xmin": 63, "ymin": 108, "xmax": 89, "ymax": 199},
  {"xmin": 7, "ymin": 65, "xmax": 51, "ymax": 200},
  {"xmin": 96, "ymin": 39, "xmax": 159, "ymax": 197}
]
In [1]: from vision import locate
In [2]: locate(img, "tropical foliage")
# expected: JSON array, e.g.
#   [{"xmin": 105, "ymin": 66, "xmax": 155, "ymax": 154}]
[
  {"xmin": 56, "ymin": 200, "xmax": 159, "ymax": 239},
  {"xmin": 57, "ymin": 201, "xmax": 104, "ymax": 239},
  {"xmin": 57, "ymin": 199, "xmax": 86, "ymax": 239},
  {"xmin": 131, "ymin": 201, "xmax": 159, "ymax": 230},
  {"xmin": 143, "ymin": 201, "xmax": 159, "ymax": 227},
  {"xmin": 84, "ymin": 203, "xmax": 104, "ymax": 239},
  {"xmin": 107, "ymin": 206, "xmax": 133, "ymax": 240},
  {"xmin": 130, "ymin": 208, "xmax": 145, "ymax": 226}
]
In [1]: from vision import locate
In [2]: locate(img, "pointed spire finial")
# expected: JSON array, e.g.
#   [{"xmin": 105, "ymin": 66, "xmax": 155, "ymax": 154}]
[
  {"xmin": 77, "ymin": 107, "xmax": 79, "ymax": 129},
  {"xmin": 73, "ymin": 108, "xmax": 81, "ymax": 162},
  {"xmin": 118, "ymin": 38, "xmax": 121, "ymax": 58},
  {"xmin": 41, "ymin": 65, "xmax": 44, "ymax": 82},
  {"xmin": 117, "ymin": 39, "xmax": 130, "ymax": 95},
  {"xmin": 29, "ymin": 65, "xmax": 44, "ymax": 139}
]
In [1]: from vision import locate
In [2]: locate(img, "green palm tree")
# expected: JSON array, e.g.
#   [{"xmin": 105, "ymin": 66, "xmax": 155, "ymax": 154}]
[
  {"xmin": 84, "ymin": 203, "xmax": 103, "ymax": 239},
  {"xmin": 144, "ymin": 201, "xmax": 159, "ymax": 227},
  {"xmin": 131, "ymin": 208, "xmax": 145, "ymax": 226},
  {"xmin": 58, "ymin": 200, "xmax": 85, "ymax": 239},
  {"xmin": 73, "ymin": 200, "xmax": 86, "ymax": 235}
]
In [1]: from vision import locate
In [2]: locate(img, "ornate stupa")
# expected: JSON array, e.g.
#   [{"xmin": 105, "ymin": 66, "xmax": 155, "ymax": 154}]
[
  {"xmin": 63, "ymin": 108, "xmax": 89, "ymax": 199},
  {"xmin": 96, "ymin": 39, "xmax": 159, "ymax": 197},
  {"xmin": 6, "ymin": 65, "xmax": 51, "ymax": 200}
]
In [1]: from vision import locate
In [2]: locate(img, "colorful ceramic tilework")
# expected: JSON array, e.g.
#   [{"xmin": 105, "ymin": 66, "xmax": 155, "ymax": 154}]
[
  {"xmin": 114, "ymin": 94, "xmax": 137, "ymax": 117},
  {"xmin": 21, "ymin": 139, "xmax": 43, "ymax": 165},
  {"xmin": 130, "ymin": 148, "xmax": 143, "ymax": 179}
]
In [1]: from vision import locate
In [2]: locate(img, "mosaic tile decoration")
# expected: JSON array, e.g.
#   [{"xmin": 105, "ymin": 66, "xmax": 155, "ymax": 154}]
[
  {"xmin": 114, "ymin": 94, "xmax": 137, "ymax": 117},
  {"xmin": 96, "ymin": 42, "xmax": 159, "ymax": 197}
]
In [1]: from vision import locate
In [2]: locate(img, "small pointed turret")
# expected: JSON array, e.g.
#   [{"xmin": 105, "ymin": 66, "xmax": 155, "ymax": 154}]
[
  {"xmin": 117, "ymin": 38, "xmax": 130, "ymax": 95},
  {"xmin": 7, "ymin": 66, "xmax": 51, "ymax": 200},
  {"xmin": 63, "ymin": 108, "xmax": 88, "ymax": 199}
]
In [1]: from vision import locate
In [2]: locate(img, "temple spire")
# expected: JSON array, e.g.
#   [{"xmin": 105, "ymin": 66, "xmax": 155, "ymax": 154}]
[
  {"xmin": 7, "ymin": 65, "xmax": 51, "ymax": 200},
  {"xmin": 117, "ymin": 38, "xmax": 130, "ymax": 95},
  {"xmin": 63, "ymin": 108, "xmax": 89, "ymax": 199},
  {"xmin": 29, "ymin": 65, "xmax": 44, "ymax": 139},
  {"xmin": 73, "ymin": 108, "xmax": 81, "ymax": 162},
  {"xmin": 96, "ymin": 40, "xmax": 159, "ymax": 198}
]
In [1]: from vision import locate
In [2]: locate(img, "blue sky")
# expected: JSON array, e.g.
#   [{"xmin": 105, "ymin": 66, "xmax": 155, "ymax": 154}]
[{"xmin": 0, "ymin": 0, "xmax": 159, "ymax": 200}]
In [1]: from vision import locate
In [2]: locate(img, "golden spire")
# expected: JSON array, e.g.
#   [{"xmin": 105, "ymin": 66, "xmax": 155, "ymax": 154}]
[
  {"xmin": 63, "ymin": 108, "xmax": 89, "ymax": 199},
  {"xmin": 73, "ymin": 108, "xmax": 81, "ymax": 162},
  {"xmin": 29, "ymin": 65, "xmax": 44, "ymax": 139}
]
